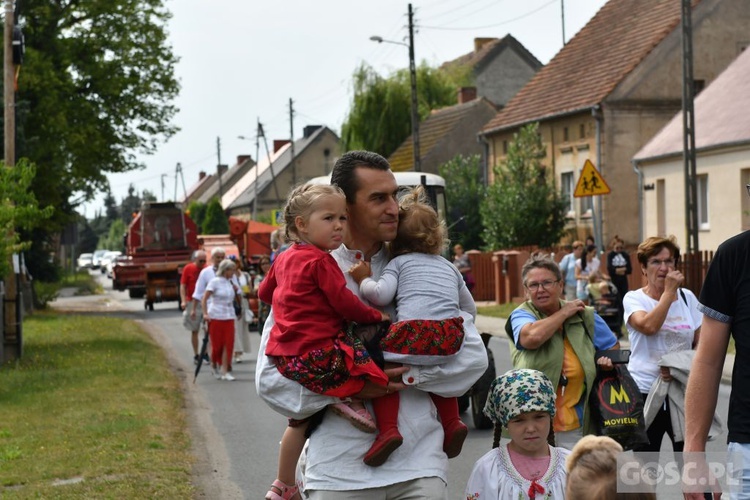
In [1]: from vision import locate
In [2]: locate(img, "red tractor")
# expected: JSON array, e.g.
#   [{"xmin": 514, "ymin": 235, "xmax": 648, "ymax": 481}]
[{"xmin": 112, "ymin": 202, "xmax": 199, "ymax": 310}]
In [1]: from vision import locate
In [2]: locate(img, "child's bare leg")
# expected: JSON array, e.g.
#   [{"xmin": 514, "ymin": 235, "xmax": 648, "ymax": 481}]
[{"xmin": 277, "ymin": 422, "xmax": 307, "ymax": 487}]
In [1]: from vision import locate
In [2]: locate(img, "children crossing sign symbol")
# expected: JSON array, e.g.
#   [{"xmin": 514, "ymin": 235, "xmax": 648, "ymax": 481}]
[{"xmin": 574, "ymin": 159, "xmax": 611, "ymax": 197}]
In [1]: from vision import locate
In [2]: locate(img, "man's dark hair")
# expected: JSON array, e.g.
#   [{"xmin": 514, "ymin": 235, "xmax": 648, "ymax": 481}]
[{"xmin": 330, "ymin": 150, "xmax": 390, "ymax": 204}]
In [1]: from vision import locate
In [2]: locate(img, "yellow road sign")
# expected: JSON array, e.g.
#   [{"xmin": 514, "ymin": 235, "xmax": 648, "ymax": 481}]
[
  {"xmin": 574, "ymin": 159, "xmax": 611, "ymax": 197},
  {"xmin": 272, "ymin": 209, "xmax": 284, "ymax": 226}
]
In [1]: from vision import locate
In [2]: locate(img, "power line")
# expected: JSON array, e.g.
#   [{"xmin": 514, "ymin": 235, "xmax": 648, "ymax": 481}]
[
  {"xmin": 419, "ymin": 0, "xmax": 557, "ymax": 31},
  {"xmin": 420, "ymin": 0, "xmax": 499, "ymax": 22}
]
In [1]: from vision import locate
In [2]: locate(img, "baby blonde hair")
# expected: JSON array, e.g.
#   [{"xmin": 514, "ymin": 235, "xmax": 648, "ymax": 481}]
[
  {"xmin": 282, "ymin": 184, "xmax": 345, "ymax": 243},
  {"xmin": 565, "ymin": 435, "xmax": 655, "ymax": 499},
  {"xmin": 390, "ymin": 186, "xmax": 447, "ymax": 257}
]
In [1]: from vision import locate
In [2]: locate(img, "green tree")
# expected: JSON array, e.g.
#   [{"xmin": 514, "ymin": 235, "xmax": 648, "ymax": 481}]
[
  {"xmin": 99, "ymin": 219, "xmax": 127, "ymax": 253},
  {"xmin": 142, "ymin": 189, "xmax": 158, "ymax": 203},
  {"xmin": 14, "ymin": 0, "xmax": 179, "ymax": 207},
  {"xmin": 480, "ymin": 123, "xmax": 568, "ymax": 249},
  {"xmin": 8, "ymin": 1, "xmax": 179, "ymax": 280},
  {"xmin": 438, "ymin": 154, "xmax": 485, "ymax": 251},
  {"xmin": 201, "ymin": 199, "xmax": 229, "ymax": 235},
  {"xmin": 0, "ymin": 160, "xmax": 53, "ymax": 278},
  {"xmin": 340, "ymin": 63, "xmax": 457, "ymax": 156},
  {"xmin": 104, "ymin": 192, "xmax": 119, "ymax": 222},
  {"xmin": 186, "ymin": 201, "xmax": 207, "ymax": 232},
  {"xmin": 120, "ymin": 185, "xmax": 143, "ymax": 225},
  {"xmin": 77, "ymin": 219, "xmax": 99, "ymax": 254}
]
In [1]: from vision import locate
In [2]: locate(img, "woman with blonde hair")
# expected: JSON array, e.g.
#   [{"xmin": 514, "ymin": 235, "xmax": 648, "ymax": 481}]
[{"xmin": 201, "ymin": 258, "xmax": 241, "ymax": 381}]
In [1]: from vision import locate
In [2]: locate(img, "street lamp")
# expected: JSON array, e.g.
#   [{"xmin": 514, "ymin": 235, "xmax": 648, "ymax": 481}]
[{"xmin": 370, "ymin": 27, "xmax": 421, "ymax": 171}]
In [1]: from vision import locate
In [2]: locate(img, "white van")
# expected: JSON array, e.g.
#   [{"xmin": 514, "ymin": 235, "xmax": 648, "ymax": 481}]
[{"xmin": 307, "ymin": 171, "xmax": 447, "ymax": 222}]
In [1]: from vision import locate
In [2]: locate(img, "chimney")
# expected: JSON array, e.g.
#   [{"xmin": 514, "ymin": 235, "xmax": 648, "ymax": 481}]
[
  {"xmin": 474, "ymin": 37, "xmax": 496, "ymax": 52},
  {"xmin": 236, "ymin": 154, "xmax": 251, "ymax": 165},
  {"xmin": 198, "ymin": 171, "xmax": 206, "ymax": 180},
  {"xmin": 457, "ymin": 87, "xmax": 477, "ymax": 104},
  {"xmin": 273, "ymin": 139, "xmax": 291, "ymax": 153},
  {"xmin": 217, "ymin": 164, "xmax": 228, "ymax": 175},
  {"xmin": 303, "ymin": 125, "xmax": 323, "ymax": 139}
]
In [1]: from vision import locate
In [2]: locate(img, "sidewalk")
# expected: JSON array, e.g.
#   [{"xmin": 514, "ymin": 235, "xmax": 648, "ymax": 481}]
[
  {"xmin": 474, "ymin": 309, "xmax": 734, "ymax": 385},
  {"xmin": 49, "ymin": 287, "xmax": 127, "ymax": 313}
]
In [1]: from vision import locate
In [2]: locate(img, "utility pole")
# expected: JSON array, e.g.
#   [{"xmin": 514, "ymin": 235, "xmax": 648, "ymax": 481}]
[
  {"xmin": 254, "ymin": 118, "xmax": 260, "ymax": 220},
  {"xmin": 561, "ymin": 0, "xmax": 566, "ymax": 45},
  {"xmin": 258, "ymin": 123, "xmax": 281, "ymax": 202},
  {"xmin": 681, "ymin": 0, "xmax": 699, "ymax": 254},
  {"xmin": 408, "ymin": 3, "xmax": 421, "ymax": 172},
  {"xmin": 289, "ymin": 98, "xmax": 296, "ymax": 186},
  {"xmin": 3, "ymin": 0, "xmax": 19, "ymax": 362},
  {"xmin": 216, "ymin": 136, "xmax": 224, "ymax": 201},
  {"xmin": 174, "ymin": 162, "xmax": 187, "ymax": 202}
]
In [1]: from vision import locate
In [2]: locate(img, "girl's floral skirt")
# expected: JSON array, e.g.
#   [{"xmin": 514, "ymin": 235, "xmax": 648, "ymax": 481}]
[
  {"xmin": 381, "ymin": 317, "xmax": 465, "ymax": 357},
  {"xmin": 274, "ymin": 329, "xmax": 388, "ymax": 398}
]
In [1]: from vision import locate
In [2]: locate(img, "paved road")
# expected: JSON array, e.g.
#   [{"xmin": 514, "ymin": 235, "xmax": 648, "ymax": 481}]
[{"xmin": 58, "ymin": 272, "xmax": 731, "ymax": 499}]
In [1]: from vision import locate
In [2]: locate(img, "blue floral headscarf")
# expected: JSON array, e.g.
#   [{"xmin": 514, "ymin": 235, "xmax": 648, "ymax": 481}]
[{"xmin": 483, "ymin": 368, "xmax": 556, "ymax": 427}]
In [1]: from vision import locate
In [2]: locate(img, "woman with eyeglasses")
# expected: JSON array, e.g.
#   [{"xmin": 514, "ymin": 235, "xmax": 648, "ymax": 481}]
[
  {"xmin": 623, "ymin": 236, "xmax": 702, "ymax": 452},
  {"xmin": 507, "ymin": 253, "xmax": 619, "ymax": 450}
]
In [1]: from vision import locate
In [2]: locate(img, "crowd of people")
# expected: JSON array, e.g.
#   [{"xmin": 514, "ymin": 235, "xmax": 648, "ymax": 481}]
[
  {"xmin": 170, "ymin": 149, "xmax": 742, "ymax": 499},
  {"xmin": 179, "ymin": 245, "xmax": 274, "ymax": 382}
]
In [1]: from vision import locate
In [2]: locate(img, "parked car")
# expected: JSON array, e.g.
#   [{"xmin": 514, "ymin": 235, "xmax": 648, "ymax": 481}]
[
  {"xmin": 104, "ymin": 252, "xmax": 124, "ymax": 278},
  {"xmin": 100, "ymin": 251, "xmax": 123, "ymax": 275},
  {"xmin": 77, "ymin": 253, "xmax": 93, "ymax": 270},
  {"xmin": 92, "ymin": 249, "xmax": 110, "ymax": 269}
]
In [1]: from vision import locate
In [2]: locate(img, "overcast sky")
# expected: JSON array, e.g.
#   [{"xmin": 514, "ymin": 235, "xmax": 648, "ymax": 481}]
[{"xmin": 82, "ymin": 0, "xmax": 607, "ymax": 217}]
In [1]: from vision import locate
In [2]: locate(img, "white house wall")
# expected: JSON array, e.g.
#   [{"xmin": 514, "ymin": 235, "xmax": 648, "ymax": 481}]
[{"xmin": 641, "ymin": 146, "xmax": 750, "ymax": 251}]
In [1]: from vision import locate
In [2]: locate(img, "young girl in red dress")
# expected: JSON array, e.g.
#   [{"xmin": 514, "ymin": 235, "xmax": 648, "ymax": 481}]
[{"xmin": 260, "ymin": 184, "xmax": 390, "ymax": 500}]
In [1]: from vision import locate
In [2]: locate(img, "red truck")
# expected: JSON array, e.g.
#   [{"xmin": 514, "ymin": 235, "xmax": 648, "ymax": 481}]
[{"xmin": 112, "ymin": 202, "xmax": 199, "ymax": 310}]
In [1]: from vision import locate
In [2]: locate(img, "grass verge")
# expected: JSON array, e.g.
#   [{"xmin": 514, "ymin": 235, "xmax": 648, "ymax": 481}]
[
  {"xmin": 476, "ymin": 302, "xmax": 517, "ymax": 319},
  {"xmin": 62, "ymin": 271, "xmax": 103, "ymax": 295},
  {"xmin": 0, "ymin": 312, "xmax": 194, "ymax": 498}
]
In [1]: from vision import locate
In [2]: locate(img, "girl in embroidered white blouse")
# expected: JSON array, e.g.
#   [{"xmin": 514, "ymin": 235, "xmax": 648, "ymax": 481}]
[{"xmin": 464, "ymin": 369, "xmax": 570, "ymax": 500}]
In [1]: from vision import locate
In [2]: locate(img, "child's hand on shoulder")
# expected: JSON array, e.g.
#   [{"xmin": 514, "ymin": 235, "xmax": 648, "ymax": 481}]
[
  {"xmin": 348, "ymin": 261, "xmax": 371, "ymax": 283},
  {"xmin": 380, "ymin": 312, "xmax": 391, "ymax": 323}
]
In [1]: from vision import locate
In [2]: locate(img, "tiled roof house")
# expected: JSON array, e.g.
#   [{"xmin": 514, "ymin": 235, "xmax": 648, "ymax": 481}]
[
  {"xmin": 196, "ymin": 155, "xmax": 255, "ymax": 205},
  {"xmin": 391, "ymin": 35, "xmax": 539, "ymax": 173},
  {"xmin": 480, "ymin": 0, "xmax": 750, "ymax": 247},
  {"xmin": 633, "ymin": 48, "xmax": 750, "ymax": 251},
  {"xmin": 226, "ymin": 125, "xmax": 340, "ymax": 219},
  {"xmin": 441, "ymin": 35, "xmax": 542, "ymax": 107},
  {"xmin": 183, "ymin": 171, "xmax": 216, "ymax": 205},
  {"xmin": 388, "ymin": 91, "xmax": 498, "ymax": 174}
]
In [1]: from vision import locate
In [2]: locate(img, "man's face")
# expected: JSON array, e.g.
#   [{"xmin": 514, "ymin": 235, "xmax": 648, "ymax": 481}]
[
  {"xmin": 346, "ymin": 168, "xmax": 399, "ymax": 244},
  {"xmin": 195, "ymin": 252, "xmax": 207, "ymax": 267},
  {"xmin": 211, "ymin": 252, "xmax": 225, "ymax": 268}
]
